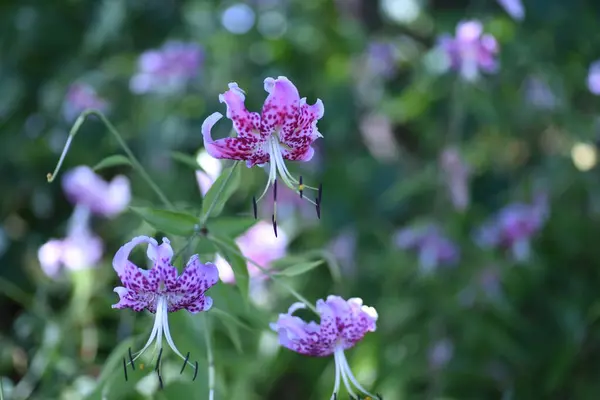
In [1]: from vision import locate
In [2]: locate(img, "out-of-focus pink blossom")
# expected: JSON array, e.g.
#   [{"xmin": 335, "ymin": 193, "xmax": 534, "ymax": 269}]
[
  {"xmin": 439, "ymin": 20, "xmax": 499, "ymax": 82},
  {"xmin": 195, "ymin": 151, "xmax": 223, "ymax": 197},
  {"xmin": 440, "ymin": 147, "xmax": 470, "ymax": 211},
  {"xmin": 62, "ymin": 166, "xmax": 131, "ymax": 218},
  {"xmin": 62, "ymin": 83, "xmax": 108, "ymax": 122},
  {"xmin": 214, "ymin": 221, "xmax": 288, "ymax": 284},
  {"xmin": 37, "ymin": 206, "xmax": 103, "ymax": 277},
  {"xmin": 588, "ymin": 61, "xmax": 600, "ymax": 95},
  {"xmin": 394, "ymin": 224, "xmax": 459, "ymax": 272},
  {"xmin": 523, "ymin": 76, "xmax": 559, "ymax": 110},
  {"xmin": 327, "ymin": 229, "xmax": 357, "ymax": 276},
  {"xmin": 130, "ymin": 41, "xmax": 203, "ymax": 95},
  {"xmin": 364, "ymin": 40, "xmax": 399, "ymax": 79},
  {"xmin": 497, "ymin": 0, "xmax": 525, "ymax": 21},
  {"xmin": 475, "ymin": 193, "xmax": 549, "ymax": 261},
  {"xmin": 428, "ymin": 338, "xmax": 454, "ymax": 370}
]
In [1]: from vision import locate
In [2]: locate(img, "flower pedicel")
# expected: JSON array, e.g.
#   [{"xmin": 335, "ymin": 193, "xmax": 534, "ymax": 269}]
[{"xmin": 202, "ymin": 76, "xmax": 324, "ymax": 236}]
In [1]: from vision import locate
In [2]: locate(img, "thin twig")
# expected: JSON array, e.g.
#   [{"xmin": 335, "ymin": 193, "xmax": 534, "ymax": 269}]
[{"xmin": 47, "ymin": 109, "xmax": 174, "ymax": 210}]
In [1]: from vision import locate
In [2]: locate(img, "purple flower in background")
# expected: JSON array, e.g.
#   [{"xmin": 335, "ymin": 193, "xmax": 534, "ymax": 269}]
[
  {"xmin": 195, "ymin": 151, "xmax": 223, "ymax": 197},
  {"xmin": 394, "ymin": 224, "xmax": 459, "ymax": 272},
  {"xmin": 62, "ymin": 166, "xmax": 131, "ymax": 218},
  {"xmin": 523, "ymin": 76, "xmax": 559, "ymax": 110},
  {"xmin": 37, "ymin": 206, "xmax": 103, "ymax": 277},
  {"xmin": 497, "ymin": 0, "xmax": 524, "ymax": 21},
  {"xmin": 214, "ymin": 220, "xmax": 288, "ymax": 283},
  {"xmin": 365, "ymin": 40, "xmax": 398, "ymax": 79},
  {"xmin": 270, "ymin": 296, "xmax": 378, "ymax": 399},
  {"xmin": 439, "ymin": 20, "xmax": 499, "ymax": 82},
  {"xmin": 475, "ymin": 194, "xmax": 549, "ymax": 261},
  {"xmin": 202, "ymin": 76, "xmax": 324, "ymax": 233},
  {"xmin": 587, "ymin": 61, "xmax": 600, "ymax": 95},
  {"xmin": 327, "ymin": 229, "xmax": 358, "ymax": 276},
  {"xmin": 62, "ymin": 83, "xmax": 108, "ymax": 122},
  {"xmin": 428, "ymin": 338, "xmax": 454, "ymax": 370},
  {"xmin": 113, "ymin": 236, "xmax": 219, "ymax": 380},
  {"xmin": 440, "ymin": 147, "xmax": 470, "ymax": 211},
  {"xmin": 130, "ymin": 41, "xmax": 203, "ymax": 95}
]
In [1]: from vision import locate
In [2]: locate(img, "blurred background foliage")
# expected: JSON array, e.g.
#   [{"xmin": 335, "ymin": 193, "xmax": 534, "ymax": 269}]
[{"xmin": 2, "ymin": 0, "xmax": 600, "ymax": 399}]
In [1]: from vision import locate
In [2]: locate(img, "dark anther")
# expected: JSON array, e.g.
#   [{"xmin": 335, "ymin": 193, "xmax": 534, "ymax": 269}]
[
  {"xmin": 192, "ymin": 361, "xmax": 199, "ymax": 381},
  {"xmin": 252, "ymin": 196, "xmax": 258, "ymax": 219},
  {"xmin": 157, "ymin": 371, "xmax": 164, "ymax": 389},
  {"xmin": 155, "ymin": 348, "xmax": 163, "ymax": 372},
  {"xmin": 273, "ymin": 179, "xmax": 278, "ymax": 202},
  {"xmin": 318, "ymin": 183, "xmax": 323, "ymax": 204},
  {"xmin": 333, "ymin": 394, "xmax": 337, "ymax": 400},
  {"xmin": 315, "ymin": 197, "xmax": 321, "ymax": 219},
  {"xmin": 180, "ymin": 352, "xmax": 190, "ymax": 374},
  {"xmin": 272, "ymin": 214, "xmax": 278, "ymax": 237},
  {"xmin": 199, "ymin": 226, "xmax": 209, "ymax": 236},
  {"xmin": 122, "ymin": 357, "xmax": 128, "ymax": 381},
  {"xmin": 376, "ymin": 394, "xmax": 383, "ymax": 400},
  {"xmin": 128, "ymin": 347, "xmax": 135, "ymax": 370},
  {"xmin": 299, "ymin": 175, "xmax": 304, "ymax": 198}
]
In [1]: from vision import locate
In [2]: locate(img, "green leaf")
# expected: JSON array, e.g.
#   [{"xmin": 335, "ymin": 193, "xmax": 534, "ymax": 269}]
[
  {"xmin": 129, "ymin": 207, "xmax": 198, "ymax": 236},
  {"xmin": 201, "ymin": 163, "xmax": 241, "ymax": 220},
  {"xmin": 206, "ymin": 217, "xmax": 256, "ymax": 238},
  {"xmin": 171, "ymin": 151, "xmax": 201, "ymax": 170},
  {"xmin": 211, "ymin": 307, "xmax": 253, "ymax": 331},
  {"xmin": 221, "ymin": 317, "xmax": 244, "ymax": 354},
  {"xmin": 275, "ymin": 260, "xmax": 324, "ymax": 277},
  {"xmin": 92, "ymin": 154, "xmax": 131, "ymax": 171},
  {"xmin": 210, "ymin": 234, "xmax": 249, "ymax": 301}
]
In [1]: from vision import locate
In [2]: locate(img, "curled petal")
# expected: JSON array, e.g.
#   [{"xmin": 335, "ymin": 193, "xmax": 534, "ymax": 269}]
[
  {"xmin": 261, "ymin": 76, "xmax": 301, "ymax": 136},
  {"xmin": 104, "ymin": 176, "xmax": 131, "ymax": 217},
  {"xmin": 185, "ymin": 295, "xmax": 213, "ymax": 313},
  {"xmin": 279, "ymin": 98, "xmax": 323, "ymax": 161},
  {"xmin": 112, "ymin": 236, "xmax": 159, "ymax": 292},
  {"xmin": 112, "ymin": 287, "xmax": 154, "ymax": 312},
  {"xmin": 177, "ymin": 255, "xmax": 220, "ymax": 293},
  {"xmin": 218, "ymin": 82, "xmax": 262, "ymax": 137},
  {"xmin": 202, "ymin": 112, "xmax": 269, "ymax": 166}
]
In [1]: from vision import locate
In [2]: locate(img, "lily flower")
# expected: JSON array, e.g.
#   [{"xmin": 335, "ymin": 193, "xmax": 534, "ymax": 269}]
[
  {"xmin": 393, "ymin": 224, "xmax": 459, "ymax": 272},
  {"xmin": 438, "ymin": 20, "xmax": 499, "ymax": 82},
  {"xmin": 62, "ymin": 83, "xmax": 109, "ymax": 122},
  {"xmin": 62, "ymin": 166, "xmax": 131, "ymax": 218},
  {"xmin": 270, "ymin": 296, "xmax": 380, "ymax": 400},
  {"xmin": 37, "ymin": 205, "xmax": 103, "ymax": 278},
  {"xmin": 475, "ymin": 194, "xmax": 548, "ymax": 261},
  {"xmin": 112, "ymin": 236, "xmax": 219, "ymax": 385},
  {"xmin": 201, "ymin": 76, "xmax": 324, "ymax": 235}
]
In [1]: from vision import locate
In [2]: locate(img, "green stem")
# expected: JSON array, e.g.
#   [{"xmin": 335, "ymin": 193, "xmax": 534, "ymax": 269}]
[
  {"xmin": 47, "ymin": 109, "xmax": 174, "ymax": 210},
  {"xmin": 199, "ymin": 161, "xmax": 239, "ymax": 225},
  {"xmin": 203, "ymin": 314, "xmax": 215, "ymax": 400},
  {"xmin": 208, "ymin": 234, "xmax": 318, "ymax": 314},
  {"xmin": 0, "ymin": 375, "xmax": 4, "ymax": 400}
]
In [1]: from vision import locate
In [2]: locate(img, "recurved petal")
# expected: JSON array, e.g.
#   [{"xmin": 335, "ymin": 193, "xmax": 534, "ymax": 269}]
[
  {"xmin": 324, "ymin": 296, "xmax": 377, "ymax": 350},
  {"xmin": 261, "ymin": 76, "xmax": 301, "ymax": 136},
  {"xmin": 112, "ymin": 287, "xmax": 149, "ymax": 312},
  {"xmin": 202, "ymin": 112, "xmax": 270, "ymax": 166},
  {"xmin": 112, "ymin": 236, "xmax": 159, "ymax": 292},
  {"xmin": 147, "ymin": 238, "xmax": 178, "ymax": 290},
  {"xmin": 184, "ymin": 295, "xmax": 214, "ymax": 314},
  {"xmin": 270, "ymin": 306, "xmax": 333, "ymax": 357},
  {"xmin": 218, "ymin": 82, "xmax": 262, "ymax": 138},
  {"xmin": 176, "ymin": 255, "xmax": 220, "ymax": 294}
]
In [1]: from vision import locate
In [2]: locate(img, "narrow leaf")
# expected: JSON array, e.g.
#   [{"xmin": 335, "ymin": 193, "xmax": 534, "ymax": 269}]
[
  {"xmin": 201, "ymin": 163, "xmax": 241, "ymax": 220},
  {"xmin": 275, "ymin": 260, "xmax": 324, "ymax": 277},
  {"xmin": 210, "ymin": 234, "xmax": 249, "ymax": 301},
  {"xmin": 93, "ymin": 154, "xmax": 131, "ymax": 171},
  {"xmin": 211, "ymin": 307, "xmax": 253, "ymax": 331},
  {"xmin": 130, "ymin": 207, "xmax": 198, "ymax": 236},
  {"xmin": 206, "ymin": 217, "xmax": 256, "ymax": 238},
  {"xmin": 221, "ymin": 318, "xmax": 244, "ymax": 354},
  {"xmin": 171, "ymin": 151, "xmax": 201, "ymax": 170}
]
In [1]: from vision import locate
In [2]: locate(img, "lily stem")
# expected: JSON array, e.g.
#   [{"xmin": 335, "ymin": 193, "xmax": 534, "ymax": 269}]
[
  {"xmin": 47, "ymin": 108, "xmax": 174, "ymax": 210},
  {"xmin": 203, "ymin": 314, "xmax": 215, "ymax": 400},
  {"xmin": 207, "ymin": 234, "xmax": 318, "ymax": 314}
]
